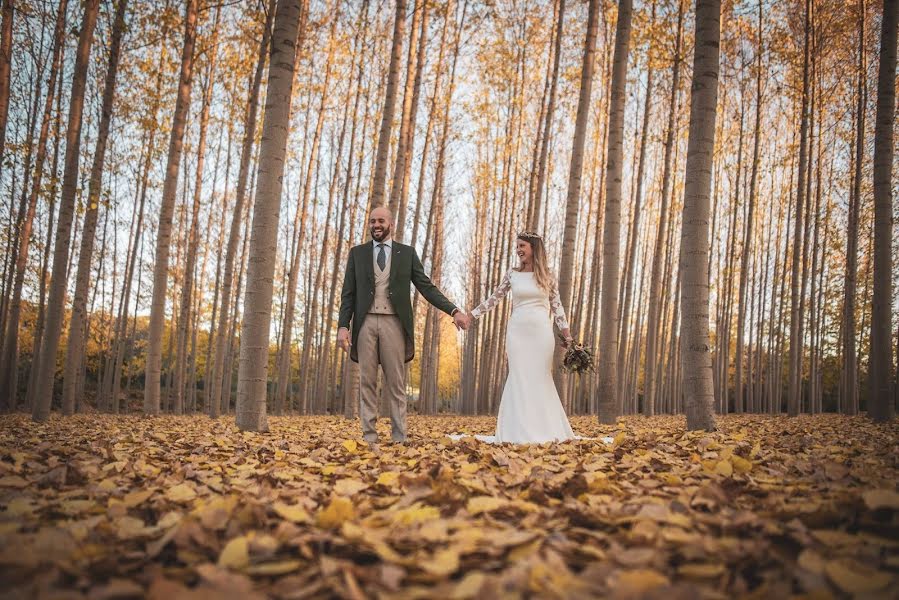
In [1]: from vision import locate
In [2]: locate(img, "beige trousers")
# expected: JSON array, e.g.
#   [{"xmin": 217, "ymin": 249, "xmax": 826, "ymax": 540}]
[{"xmin": 357, "ymin": 314, "xmax": 406, "ymax": 442}]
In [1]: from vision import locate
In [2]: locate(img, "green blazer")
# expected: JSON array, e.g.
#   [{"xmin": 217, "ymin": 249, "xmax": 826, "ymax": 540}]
[{"xmin": 338, "ymin": 241, "xmax": 458, "ymax": 363}]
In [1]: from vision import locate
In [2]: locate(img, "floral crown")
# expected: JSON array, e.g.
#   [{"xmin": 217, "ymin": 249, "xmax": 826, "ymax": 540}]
[{"xmin": 517, "ymin": 230, "xmax": 543, "ymax": 240}]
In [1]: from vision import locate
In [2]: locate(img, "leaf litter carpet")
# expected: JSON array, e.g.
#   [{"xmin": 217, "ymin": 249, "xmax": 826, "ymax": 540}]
[{"xmin": 0, "ymin": 413, "xmax": 897, "ymax": 599}]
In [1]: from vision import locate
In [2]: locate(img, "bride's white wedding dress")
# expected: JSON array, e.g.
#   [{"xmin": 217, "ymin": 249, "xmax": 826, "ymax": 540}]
[{"xmin": 464, "ymin": 269, "xmax": 577, "ymax": 444}]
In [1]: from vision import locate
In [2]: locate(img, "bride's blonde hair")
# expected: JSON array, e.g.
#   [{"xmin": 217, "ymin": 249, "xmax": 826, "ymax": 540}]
[{"xmin": 516, "ymin": 232, "xmax": 554, "ymax": 294}]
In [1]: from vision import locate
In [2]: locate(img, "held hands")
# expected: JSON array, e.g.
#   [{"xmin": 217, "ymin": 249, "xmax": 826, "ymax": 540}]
[
  {"xmin": 453, "ymin": 310, "xmax": 473, "ymax": 331},
  {"xmin": 337, "ymin": 327, "xmax": 351, "ymax": 353}
]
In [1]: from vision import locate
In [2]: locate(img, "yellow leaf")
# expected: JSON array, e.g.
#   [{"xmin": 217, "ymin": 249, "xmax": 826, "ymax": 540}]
[
  {"xmin": 273, "ymin": 501, "xmax": 311, "ymax": 523},
  {"xmin": 466, "ymin": 496, "xmax": 509, "ymax": 515},
  {"xmin": 244, "ymin": 560, "xmax": 302, "ymax": 576},
  {"xmin": 392, "ymin": 504, "xmax": 440, "ymax": 526},
  {"xmin": 615, "ymin": 569, "xmax": 670, "ymax": 594},
  {"xmin": 731, "ymin": 455, "xmax": 752, "ymax": 474},
  {"xmin": 165, "ymin": 483, "xmax": 197, "ymax": 503},
  {"xmin": 218, "ymin": 536, "xmax": 250, "ymax": 570},
  {"xmin": 342, "ymin": 440, "xmax": 358, "ymax": 453},
  {"xmin": 421, "ymin": 548, "xmax": 459, "ymax": 576},
  {"xmin": 714, "ymin": 460, "xmax": 733, "ymax": 477},
  {"xmin": 60, "ymin": 499, "xmax": 95, "ymax": 515},
  {"xmin": 613, "ymin": 432, "xmax": 626, "ymax": 447},
  {"xmin": 677, "ymin": 563, "xmax": 725, "ymax": 578},
  {"xmin": 334, "ymin": 478, "xmax": 368, "ymax": 496},
  {"xmin": 121, "ymin": 489, "xmax": 154, "ymax": 508},
  {"xmin": 114, "ymin": 516, "xmax": 148, "ymax": 539},
  {"xmin": 797, "ymin": 549, "xmax": 825, "ymax": 575},
  {"xmin": 450, "ymin": 572, "xmax": 485, "ymax": 599},
  {"xmin": 97, "ymin": 478, "xmax": 118, "ymax": 492},
  {"xmin": 863, "ymin": 489, "xmax": 899, "ymax": 511},
  {"xmin": 340, "ymin": 521, "xmax": 365, "ymax": 540},
  {"xmin": 377, "ymin": 471, "xmax": 401, "ymax": 486},
  {"xmin": 0, "ymin": 476, "xmax": 29, "ymax": 489},
  {"xmin": 825, "ymin": 559, "xmax": 893, "ymax": 594},
  {"xmin": 317, "ymin": 497, "xmax": 355, "ymax": 528}
]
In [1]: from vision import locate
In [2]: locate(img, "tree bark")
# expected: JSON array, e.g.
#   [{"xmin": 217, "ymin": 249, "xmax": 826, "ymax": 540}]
[
  {"xmin": 0, "ymin": 0, "xmax": 13, "ymax": 181},
  {"xmin": 869, "ymin": 0, "xmax": 896, "ymax": 422},
  {"xmin": 144, "ymin": 0, "xmax": 199, "ymax": 415},
  {"xmin": 596, "ymin": 0, "xmax": 632, "ymax": 424},
  {"xmin": 369, "ymin": 0, "xmax": 406, "ymax": 212},
  {"xmin": 0, "ymin": 0, "xmax": 68, "ymax": 411},
  {"xmin": 787, "ymin": 0, "xmax": 812, "ymax": 417},
  {"xmin": 678, "ymin": 0, "xmax": 720, "ymax": 431},
  {"xmin": 61, "ymin": 0, "xmax": 129, "ymax": 416},
  {"xmin": 31, "ymin": 0, "xmax": 101, "ymax": 422},
  {"xmin": 236, "ymin": 0, "xmax": 306, "ymax": 431}
]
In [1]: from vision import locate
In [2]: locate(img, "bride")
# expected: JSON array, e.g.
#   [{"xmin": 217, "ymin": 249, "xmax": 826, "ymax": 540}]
[{"xmin": 462, "ymin": 231, "xmax": 578, "ymax": 444}]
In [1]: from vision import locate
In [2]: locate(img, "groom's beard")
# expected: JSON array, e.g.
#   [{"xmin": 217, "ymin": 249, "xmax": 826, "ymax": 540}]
[{"xmin": 371, "ymin": 225, "xmax": 391, "ymax": 241}]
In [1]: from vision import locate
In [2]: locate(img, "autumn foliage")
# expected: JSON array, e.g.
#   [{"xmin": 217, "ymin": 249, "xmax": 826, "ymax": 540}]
[{"xmin": 1, "ymin": 413, "xmax": 897, "ymax": 598}]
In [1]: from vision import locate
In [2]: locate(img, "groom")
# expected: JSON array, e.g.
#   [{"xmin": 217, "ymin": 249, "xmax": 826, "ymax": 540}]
[{"xmin": 337, "ymin": 207, "xmax": 469, "ymax": 448}]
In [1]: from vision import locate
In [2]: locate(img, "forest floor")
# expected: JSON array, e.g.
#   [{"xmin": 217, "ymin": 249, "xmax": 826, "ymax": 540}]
[{"xmin": 0, "ymin": 413, "xmax": 897, "ymax": 599}]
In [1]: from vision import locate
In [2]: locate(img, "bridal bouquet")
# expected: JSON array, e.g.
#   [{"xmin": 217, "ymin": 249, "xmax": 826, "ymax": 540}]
[{"xmin": 558, "ymin": 335, "xmax": 595, "ymax": 374}]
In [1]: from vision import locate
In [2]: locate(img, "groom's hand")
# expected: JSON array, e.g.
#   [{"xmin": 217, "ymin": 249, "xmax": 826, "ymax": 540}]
[
  {"xmin": 337, "ymin": 327, "xmax": 351, "ymax": 353},
  {"xmin": 452, "ymin": 310, "xmax": 470, "ymax": 331}
]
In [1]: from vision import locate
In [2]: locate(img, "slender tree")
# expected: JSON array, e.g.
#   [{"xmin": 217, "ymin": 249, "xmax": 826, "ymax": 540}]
[
  {"xmin": 235, "ymin": 0, "xmax": 306, "ymax": 431},
  {"xmin": 144, "ymin": 0, "xmax": 199, "ymax": 415},
  {"xmin": 61, "ymin": 0, "xmax": 130, "ymax": 416},
  {"xmin": 0, "ymin": 0, "xmax": 12, "ymax": 178},
  {"xmin": 677, "ymin": 0, "xmax": 720, "ymax": 431},
  {"xmin": 596, "ymin": 0, "xmax": 632, "ymax": 424},
  {"xmin": 31, "ymin": 0, "xmax": 101, "ymax": 422},
  {"xmin": 869, "ymin": 0, "xmax": 896, "ymax": 423},
  {"xmin": 0, "ymin": 0, "xmax": 69, "ymax": 411},
  {"xmin": 369, "ymin": 0, "xmax": 406, "ymax": 211}
]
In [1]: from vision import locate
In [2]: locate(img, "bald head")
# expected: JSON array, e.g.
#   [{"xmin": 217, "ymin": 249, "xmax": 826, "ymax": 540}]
[{"xmin": 369, "ymin": 206, "xmax": 394, "ymax": 242}]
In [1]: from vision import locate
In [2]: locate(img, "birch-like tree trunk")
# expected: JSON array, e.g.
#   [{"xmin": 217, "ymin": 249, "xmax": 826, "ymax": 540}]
[
  {"xmin": 678, "ymin": 0, "xmax": 720, "ymax": 431},
  {"xmin": 369, "ymin": 0, "xmax": 406, "ymax": 211},
  {"xmin": 0, "ymin": 0, "xmax": 68, "ymax": 411},
  {"xmin": 144, "ymin": 0, "xmax": 199, "ymax": 415},
  {"xmin": 596, "ymin": 0, "xmax": 632, "ymax": 424},
  {"xmin": 61, "ymin": 0, "xmax": 130, "ymax": 415},
  {"xmin": 236, "ymin": 0, "xmax": 306, "ymax": 431},
  {"xmin": 31, "ymin": 0, "xmax": 101, "ymax": 422},
  {"xmin": 869, "ymin": 0, "xmax": 896, "ymax": 423}
]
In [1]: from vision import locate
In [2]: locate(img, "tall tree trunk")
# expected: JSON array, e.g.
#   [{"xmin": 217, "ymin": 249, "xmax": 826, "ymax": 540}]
[
  {"xmin": 618, "ymin": 0, "xmax": 656, "ymax": 406},
  {"xmin": 787, "ymin": 0, "xmax": 812, "ymax": 417},
  {"xmin": 0, "ymin": 0, "xmax": 13, "ymax": 180},
  {"xmin": 369, "ymin": 0, "xmax": 406, "ymax": 212},
  {"xmin": 208, "ymin": 1, "xmax": 274, "ymax": 417},
  {"xmin": 31, "ymin": 0, "xmax": 101, "ymax": 422},
  {"xmin": 172, "ymin": 7, "xmax": 221, "ymax": 415},
  {"xmin": 61, "ymin": 0, "xmax": 130, "ymax": 416},
  {"xmin": 678, "ymin": 0, "xmax": 720, "ymax": 431},
  {"xmin": 596, "ymin": 0, "xmax": 632, "ymax": 424},
  {"xmin": 144, "ymin": 0, "xmax": 200, "ymax": 415},
  {"xmin": 388, "ymin": 0, "xmax": 422, "ymax": 237},
  {"xmin": 527, "ymin": 0, "xmax": 566, "ymax": 230},
  {"xmin": 735, "ymin": 0, "xmax": 763, "ymax": 416},
  {"xmin": 869, "ymin": 0, "xmax": 896, "ymax": 423},
  {"xmin": 643, "ymin": 0, "xmax": 686, "ymax": 414},
  {"xmin": 0, "ymin": 0, "xmax": 68, "ymax": 411},
  {"xmin": 236, "ymin": 0, "xmax": 306, "ymax": 431}
]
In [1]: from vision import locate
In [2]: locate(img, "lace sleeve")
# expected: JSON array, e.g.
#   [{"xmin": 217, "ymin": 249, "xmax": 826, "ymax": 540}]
[
  {"xmin": 470, "ymin": 270, "xmax": 512, "ymax": 320},
  {"xmin": 549, "ymin": 283, "xmax": 570, "ymax": 331}
]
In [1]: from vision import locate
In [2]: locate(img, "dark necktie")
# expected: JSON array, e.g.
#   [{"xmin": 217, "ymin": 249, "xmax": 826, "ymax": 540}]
[{"xmin": 377, "ymin": 243, "xmax": 386, "ymax": 272}]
